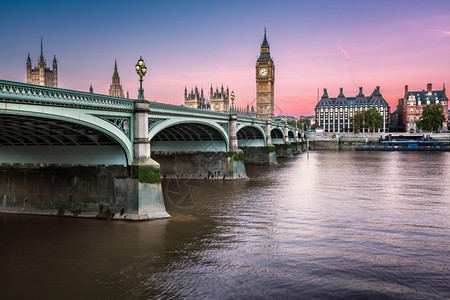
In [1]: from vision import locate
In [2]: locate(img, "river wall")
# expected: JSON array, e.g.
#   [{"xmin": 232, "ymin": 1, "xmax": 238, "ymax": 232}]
[
  {"xmin": 308, "ymin": 132, "xmax": 381, "ymax": 150},
  {"xmin": 0, "ymin": 164, "xmax": 169, "ymax": 220},
  {"xmin": 308, "ymin": 132, "xmax": 450, "ymax": 150},
  {"xmin": 240, "ymin": 146, "xmax": 278, "ymax": 165},
  {"xmin": 151, "ymin": 152, "xmax": 248, "ymax": 180}
]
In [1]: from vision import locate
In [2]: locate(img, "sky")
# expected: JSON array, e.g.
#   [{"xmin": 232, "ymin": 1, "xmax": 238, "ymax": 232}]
[{"xmin": 1, "ymin": 0, "xmax": 450, "ymax": 117}]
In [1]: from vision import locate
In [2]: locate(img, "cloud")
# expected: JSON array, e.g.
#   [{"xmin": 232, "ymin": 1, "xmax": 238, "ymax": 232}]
[
  {"xmin": 441, "ymin": 30, "xmax": 450, "ymax": 36},
  {"xmin": 338, "ymin": 45, "xmax": 352, "ymax": 68},
  {"xmin": 338, "ymin": 45, "xmax": 358, "ymax": 86}
]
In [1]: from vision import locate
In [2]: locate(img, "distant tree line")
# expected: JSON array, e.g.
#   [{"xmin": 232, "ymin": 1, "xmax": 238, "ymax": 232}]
[{"xmin": 285, "ymin": 117, "xmax": 312, "ymax": 130}]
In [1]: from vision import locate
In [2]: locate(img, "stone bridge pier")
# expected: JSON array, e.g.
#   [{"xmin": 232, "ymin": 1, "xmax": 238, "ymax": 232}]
[
  {"xmin": 238, "ymin": 120, "xmax": 278, "ymax": 166},
  {"xmin": 0, "ymin": 79, "xmax": 302, "ymax": 221},
  {"xmin": 151, "ymin": 113, "xmax": 248, "ymax": 181}
]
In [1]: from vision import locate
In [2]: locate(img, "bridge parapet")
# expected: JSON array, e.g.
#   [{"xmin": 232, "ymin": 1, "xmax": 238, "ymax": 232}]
[{"xmin": 0, "ymin": 80, "xmax": 134, "ymax": 112}]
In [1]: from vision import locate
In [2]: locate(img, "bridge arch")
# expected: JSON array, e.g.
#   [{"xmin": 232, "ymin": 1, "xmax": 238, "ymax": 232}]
[
  {"xmin": 236, "ymin": 124, "xmax": 266, "ymax": 147},
  {"xmin": 149, "ymin": 118, "xmax": 229, "ymax": 152},
  {"xmin": 288, "ymin": 130, "xmax": 295, "ymax": 143},
  {"xmin": 271, "ymin": 127, "xmax": 284, "ymax": 144},
  {"xmin": 0, "ymin": 106, "xmax": 133, "ymax": 165}
]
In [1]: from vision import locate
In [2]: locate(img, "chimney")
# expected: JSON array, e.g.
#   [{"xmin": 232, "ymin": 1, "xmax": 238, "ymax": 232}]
[
  {"xmin": 427, "ymin": 83, "xmax": 432, "ymax": 95},
  {"xmin": 404, "ymin": 85, "xmax": 408, "ymax": 95}
]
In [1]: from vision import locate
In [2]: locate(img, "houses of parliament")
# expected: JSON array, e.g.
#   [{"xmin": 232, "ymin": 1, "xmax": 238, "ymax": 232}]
[
  {"xmin": 27, "ymin": 38, "xmax": 58, "ymax": 87},
  {"xmin": 28, "ymin": 29, "xmax": 275, "ymax": 119},
  {"xmin": 27, "ymin": 38, "xmax": 127, "ymax": 99},
  {"xmin": 184, "ymin": 29, "xmax": 275, "ymax": 119}
]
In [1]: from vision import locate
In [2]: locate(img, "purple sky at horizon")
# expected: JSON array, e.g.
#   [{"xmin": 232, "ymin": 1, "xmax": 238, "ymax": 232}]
[{"xmin": 1, "ymin": 0, "xmax": 449, "ymax": 117}]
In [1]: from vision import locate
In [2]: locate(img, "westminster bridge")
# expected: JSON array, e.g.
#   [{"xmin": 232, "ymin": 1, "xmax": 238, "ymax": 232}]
[{"xmin": 0, "ymin": 79, "xmax": 304, "ymax": 220}]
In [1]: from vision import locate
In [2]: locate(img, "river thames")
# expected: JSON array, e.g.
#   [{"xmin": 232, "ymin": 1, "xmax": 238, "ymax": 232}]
[{"xmin": 1, "ymin": 151, "xmax": 449, "ymax": 299}]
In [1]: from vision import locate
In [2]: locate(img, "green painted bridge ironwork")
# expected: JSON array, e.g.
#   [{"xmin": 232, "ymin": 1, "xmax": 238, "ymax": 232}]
[
  {"xmin": 0, "ymin": 79, "xmax": 303, "ymax": 221},
  {"xmin": 0, "ymin": 79, "xmax": 301, "ymax": 165}
]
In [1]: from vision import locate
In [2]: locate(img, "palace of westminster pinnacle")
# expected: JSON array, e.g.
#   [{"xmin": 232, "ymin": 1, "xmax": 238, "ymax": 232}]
[
  {"xmin": 184, "ymin": 29, "xmax": 275, "ymax": 119},
  {"xmin": 26, "ymin": 38, "xmax": 58, "ymax": 87},
  {"xmin": 27, "ymin": 31, "xmax": 276, "ymax": 120}
]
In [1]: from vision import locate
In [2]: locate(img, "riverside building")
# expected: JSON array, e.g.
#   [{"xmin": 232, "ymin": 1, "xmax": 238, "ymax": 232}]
[
  {"xmin": 402, "ymin": 83, "xmax": 448, "ymax": 133},
  {"xmin": 315, "ymin": 86, "xmax": 390, "ymax": 133}
]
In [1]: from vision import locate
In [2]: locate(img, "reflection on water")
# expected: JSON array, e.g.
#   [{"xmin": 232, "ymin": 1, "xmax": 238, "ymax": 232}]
[{"xmin": 1, "ymin": 151, "xmax": 449, "ymax": 299}]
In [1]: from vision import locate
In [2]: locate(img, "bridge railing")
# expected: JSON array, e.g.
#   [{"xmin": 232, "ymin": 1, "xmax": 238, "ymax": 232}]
[
  {"xmin": 150, "ymin": 102, "xmax": 234, "ymax": 120},
  {"xmin": 0, "ymin": 80, "xmax": 135, "ymax": 111},
  {"xmin": 0, "ymin": 80, "xmax": 298, "ymax": 133}
]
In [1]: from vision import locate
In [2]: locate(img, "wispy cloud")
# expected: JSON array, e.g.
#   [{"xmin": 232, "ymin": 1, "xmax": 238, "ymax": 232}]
[
  {"xmin": 441, "ymin": 30, "xmax": 450, "ymax": 36},
  {"xmin": 338, "ymin": 45, "xmax": 358, "ymax": 86},
  {"xmin": 338, "ymin": 45, "xmax": 352, "ymax": 68}
]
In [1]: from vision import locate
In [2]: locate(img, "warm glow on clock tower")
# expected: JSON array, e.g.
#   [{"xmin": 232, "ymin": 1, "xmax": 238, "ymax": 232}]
[{"xmin": 256, "ymin": 28, "xmax": 275, "ymax": 120}]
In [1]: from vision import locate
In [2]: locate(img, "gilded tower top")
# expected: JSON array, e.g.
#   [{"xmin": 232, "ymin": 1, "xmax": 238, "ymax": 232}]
[{"xmin": 258, "ymin": 28, "xmax": 272, "ymax": 61}]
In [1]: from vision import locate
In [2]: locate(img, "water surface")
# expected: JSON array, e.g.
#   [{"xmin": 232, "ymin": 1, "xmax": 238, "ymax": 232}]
[{"xmin": 1, "ymin": 151, "xmax": 449, "ymax": 299}]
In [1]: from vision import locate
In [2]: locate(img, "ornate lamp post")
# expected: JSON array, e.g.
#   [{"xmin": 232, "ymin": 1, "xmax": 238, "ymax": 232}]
[
  {"xmin": 230, "ymin": 91, "xmax": 235, "ymax": 113},
  {"xmin": 135, "ymin": 56, "xmax": 147, "ymax": 100}
]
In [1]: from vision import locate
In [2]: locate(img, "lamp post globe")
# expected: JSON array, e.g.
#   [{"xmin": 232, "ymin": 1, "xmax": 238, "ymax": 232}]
[{"xmin": 135, "ymin": 56, "xmax": 147, "ymax": 100}]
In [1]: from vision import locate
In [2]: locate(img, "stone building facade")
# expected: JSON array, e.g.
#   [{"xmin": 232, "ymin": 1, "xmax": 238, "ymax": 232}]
[
  {"xmin": 210, "ymin": 85, "xmax": 229, "ymax": 113},
  {"xmin": 184, "ymin": 86, "xmax": 209, "ymax": 109},
  {"xmin": 109, "ymin": 60, "xmax": 124, "ymax": 98},
  {"xmin": 256, "ymin": 28, "xmax": 275, "ymax": 120},
  {"xmin": 184, "ymin": 85, "xmax": 229, "ymax": 112},
  {"xmin": 402, "ymin": 83, "xmax": 448, "ymax": 133},
  {"xmin": 315, "ymin": 86, "xmax": 390, "ymax": 132},
  {"xmin": 26, "ymin": 38, "xmax": 57, "ymax": 87}
]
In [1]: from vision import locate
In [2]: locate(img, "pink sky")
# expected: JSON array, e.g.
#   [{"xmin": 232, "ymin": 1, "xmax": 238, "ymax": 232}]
[{"xmin": 1, "ymin": 1, "xmax": 449, "ymax": 117}]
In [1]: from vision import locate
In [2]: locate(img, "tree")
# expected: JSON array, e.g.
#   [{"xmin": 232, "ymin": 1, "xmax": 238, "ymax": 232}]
[
  {"xmin": 298, "ymin": 117, "xmax": 311, "ymax": 130},
  {"xmin": 351, "ymin": 107, "xmax": 383, "ymax": 133},
  {"xmin": 416, "ymin": 103, "xmax": 445, "ymax": 133},
  {"xmin": 351, "ymin": 111, "xmax": 365, "ymax": 133},
  {"xmin": 365, "ymin": 107, "xmax": 383, "ymax": 133},
  {"xmin": 286, "ymin": 118, "xmax": 311, "ymax": 130}
]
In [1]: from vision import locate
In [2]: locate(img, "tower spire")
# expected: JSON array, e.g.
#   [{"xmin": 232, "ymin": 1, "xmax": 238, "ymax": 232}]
[
  {"xmin": 40, "ymin": 36, "xmax": 43, "ymax": 58},
  {"xmin": 109, "ymin": 59, "xmax": 124, "ymax": 97},
  {"xmin": 262, "ymin": 27, "xmax": 269, "ymax": 47}
]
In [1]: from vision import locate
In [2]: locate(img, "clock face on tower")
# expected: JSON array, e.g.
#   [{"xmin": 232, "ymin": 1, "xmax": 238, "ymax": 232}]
[{"xmin": 259, "ymin": 67, "xmax": 268, "ymax": 77}]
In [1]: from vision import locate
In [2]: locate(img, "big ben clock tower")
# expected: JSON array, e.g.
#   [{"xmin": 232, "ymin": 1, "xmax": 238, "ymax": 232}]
[{"xmin": 256, "ymin": 28, "xmax": 275, "ymax": 120}]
